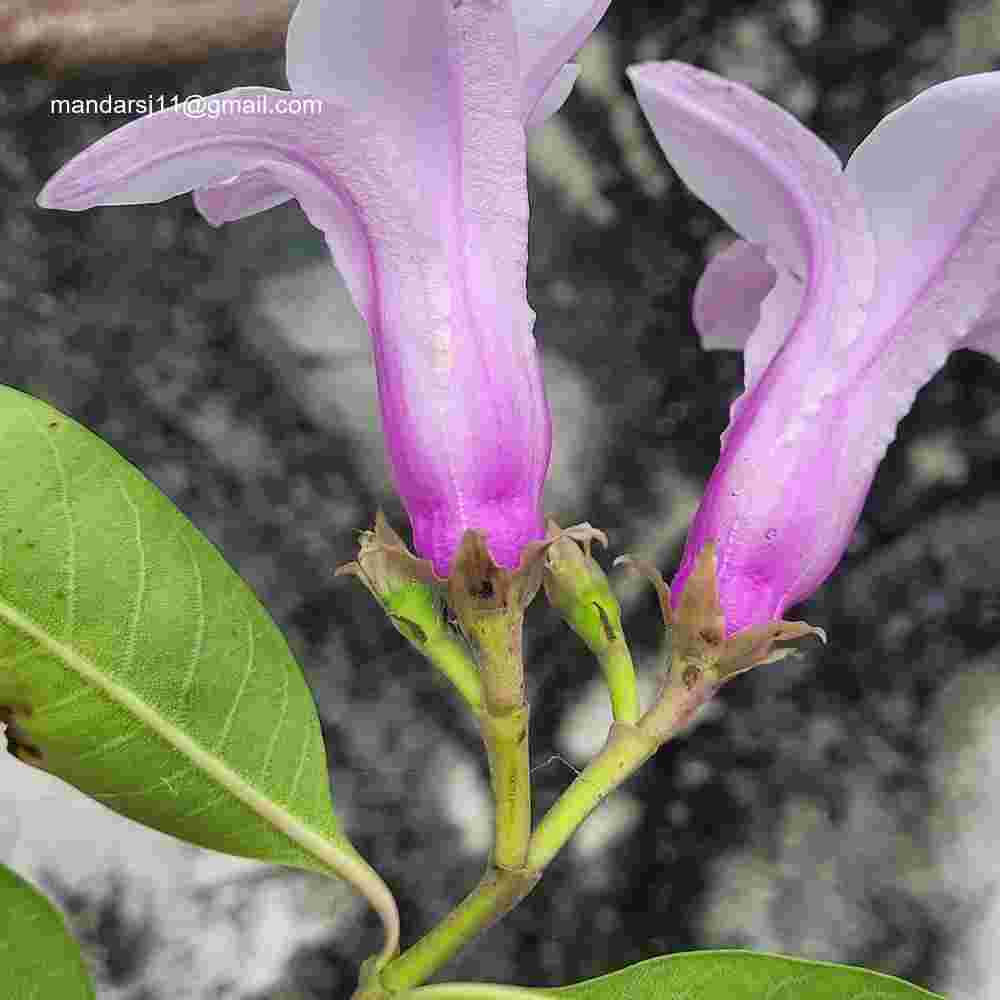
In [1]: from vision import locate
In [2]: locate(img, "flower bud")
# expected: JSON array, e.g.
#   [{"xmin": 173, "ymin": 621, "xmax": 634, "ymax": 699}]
[
  {"xmin": 336, "ymin": 512, "xmax": 444, "ymax": 647},
  {"xmin": 544, "ymin": 521, "xmax": 640, "ymax": 725},
  {"xmin": 542, "ymin": 521, "xmax": 619, "ymax": 657}
]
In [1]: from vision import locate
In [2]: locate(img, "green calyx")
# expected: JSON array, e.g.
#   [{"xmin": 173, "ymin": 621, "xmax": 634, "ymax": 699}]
[
  {"xmin": 383, "ymin": 581, "xmax": 445, "ymax": 647},
  {"xmin": 543, "ymin": 524, "xmax": 620, "ymax": 654},
  {"xmin": 337, "ymin": 514, "xmax": 483, "ymax": 714},
  {"xmin": 543, "ymin": 523, "xmax": 640, "ymax": 725},
  {"xmin": 555, "ymin": 577, "xmax": 622, "ymax": 656},
  {"xmin": 336, "ymin": 512, "xmax": 446, "ymax": 650}
]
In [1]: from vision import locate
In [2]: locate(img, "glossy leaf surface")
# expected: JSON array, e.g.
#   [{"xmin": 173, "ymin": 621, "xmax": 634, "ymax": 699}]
[
  {"xmin": 0, "ymin": 861, "xmax": 96, "ymax": 1000},
  {"xmin": 408, "ymin": 951, "xmax": 943, "ymax": 1000},
  {"xmin": 549, "ymin": 951, "xmax": 944, "ymax": 999},
  {"xmin": 0, "ymin": 386, "xmax": 397, "ymax": 955}
]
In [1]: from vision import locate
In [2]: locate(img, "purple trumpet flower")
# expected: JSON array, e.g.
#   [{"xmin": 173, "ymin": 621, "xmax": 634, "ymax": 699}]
[
  {"xmin": 38, "ymin": 0, "xmax": 612, "ymax": 577},
  {"xmin": 629, "ymin": 62, "xmax": 1000, "ymax": 634}
]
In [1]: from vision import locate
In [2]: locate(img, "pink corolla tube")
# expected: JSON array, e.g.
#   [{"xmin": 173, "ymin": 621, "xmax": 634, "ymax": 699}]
[
  {"xmin": 38, "ymin": 0, "xmax": 612, "ymax": 576},
  {"xmin": 629, "ymin": 62, "xmax": 1000, "ymax": 633}
]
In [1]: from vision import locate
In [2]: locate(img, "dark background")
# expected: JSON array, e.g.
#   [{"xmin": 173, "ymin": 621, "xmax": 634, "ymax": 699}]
[{"xmin": 4, "ymin": 0, "xmax": 1000, "ymax": 996}]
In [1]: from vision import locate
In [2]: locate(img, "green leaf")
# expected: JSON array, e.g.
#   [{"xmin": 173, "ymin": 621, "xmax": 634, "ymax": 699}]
[
  {"xmin": 548, "ymin": 952, "xmax": 944, "ymax": 999},
  {"xmin": 406, "ymin": 951, "xmax": 944, "ymax": 1000},
  {"xmin": 0, "ymin": 861, "xmax": 96, "ymax": 1000},
  {"xmin": 0, "ymin": 387, "xmax": 398, "ymax": 960}
]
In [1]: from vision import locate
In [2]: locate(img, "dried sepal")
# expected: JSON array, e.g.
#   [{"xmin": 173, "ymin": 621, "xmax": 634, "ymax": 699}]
[
  {"xmin": 448, "ymin": 520, "xmax": 609, "ymax": 624},
  {"xmin": 544, "ymin": 519, "xmax": 609, "ymax": 561},
  {"xmin": 665, "ymin": 541, "xmax": 826, "ymax": 684},
  {"xmin": 447, "ymin": 529, "xmax": 516, "ymax": 619},
  {"xmin": 673, "ymin": 542, "xmax": 724, "ymax": 642},
  {"xmin": 613, "ymin": 554, "xmax": 673, "ymax": 627},
  {"xmin": 716, "ymin": 619, "xmax": 827, "ymax": 681},
  {"xmin": 335, "ymin": 510, "xmax": 439, "ymax": 603},
  {"xmin": 543, "ymin": 519, "xmax": 611, "ymax": 613}
]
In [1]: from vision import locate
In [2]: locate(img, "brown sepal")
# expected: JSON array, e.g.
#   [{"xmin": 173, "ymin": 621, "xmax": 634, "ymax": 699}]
[
  {"xmin": 335, "ymin": 510, "xmax": 439, "ymax": 602},
  {"xmin": 542, "ymin": 519, "xmax": 611, "ymax": 610},
  {"xmin": 613, "ymin": 554, "xmax": 673, "ymax": 627},
  {"xmin": 717, "ymin": 619, "xmax": 827, "ymax": 682},
  {"xmin": 632, "ymin": 541, "xmax": 826, "ymax": 684},
  {"xmin": 544, "ymin": 518, "xmax": 609, "ymax": 562},
  {"xmin": 448, "ymin": 530, "xmax": 512, "ymax": 617},
  {"xmin": 448, "ymin": 520, "xmax": 609, "ymax": 622}
]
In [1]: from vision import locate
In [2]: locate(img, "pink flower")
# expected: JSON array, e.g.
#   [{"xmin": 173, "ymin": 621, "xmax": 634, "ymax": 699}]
[
  {"xmin": 628, "ymin": 62, "xmax": 1000, "ymax": 633},
  {"xmin": 38, "ymin": 0, "xmax": 611, "ymax": 576}
]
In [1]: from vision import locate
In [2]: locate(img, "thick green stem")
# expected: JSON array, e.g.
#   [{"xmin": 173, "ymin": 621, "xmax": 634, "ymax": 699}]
[
  {"xmin": 421, "ymin": 631, "xmax": 483, "ymax": 714},
  {"xmin": 472, "ymin": 610, "xmax": 526, "ymax": 715},
  {"xmin": 358, "ymin": 537, "xmax": 730, "ymax": 998},
  {"xmin": 464, "ymin": 608, "xmax": 532, "ymax": 870},
  {"xmin": 482, "ymin": 704, "xmax": 531, "ymax": 871},
  {"xmin": 376, "ymin": 867, "xmax": 539, "ymax": 996}
]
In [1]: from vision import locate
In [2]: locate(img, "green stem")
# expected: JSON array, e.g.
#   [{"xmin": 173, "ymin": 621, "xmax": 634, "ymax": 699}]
[
  {"xmin": 597, "ymin": 639, "xmax": 640, "ymax": 726},
  {"xmin": 421, "ymin": 631, "xmax": 483, "ymax": 714},
  {"xmin": 364, "ymin": 718, "xmax": 665, "ymax": 997},
  {"xmin": 362, "ymin": 631, "xmax": 718, "ymax": 996},
  {"xmin": 473, "ymin": 610, "xmax": 526, "ymax": 715},
  {"xmin": 378, "ymin": 867, "xmax": 539, "ymax": 995},
  {"xmin": 482, "ymin": 705, "xmax": 531, "ymax": 871},
  {"xmin": 466, "ymin": 608, "xmax": 532, "ymax": 870},
  {"xmin": 526, "ymin": 721, "xmax": 658, "ymax": 871}
]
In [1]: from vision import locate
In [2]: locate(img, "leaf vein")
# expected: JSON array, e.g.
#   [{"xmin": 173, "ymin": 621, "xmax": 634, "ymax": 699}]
[
  {"xmin": 115, "ymin": 472, "xmax": 146, "ymax": 674},
  {"xmin": 287, "ymin": 727, "xmax": 312, "ymax": 804},
  {"xmin": 213, "ymin": 614, "xmax": 256, "ymax": 752},
  {"xmin": 0, "ymin": 573, "xmax": 399, "ymax": 960},
  {"xmin": 75, "ymin": 725, "xmax": 144, "ymax": 763},
  {"xmin": 177, "ymin": 788, "xmax": 229, "ymax": 820},
  {"xmin": 28, "ymin": 409, "xmax": 77, "ymax": 637},
  {"xmin": 31, "ymin": 685, "xmax": 92, "ymax": 719},
  {"xmin": 258, "ymin": 659, "xmax": 291, "ymax": 792},
  {"xmin": 178, "ymin": 529, "xmax": 205, "ymax": 708}
]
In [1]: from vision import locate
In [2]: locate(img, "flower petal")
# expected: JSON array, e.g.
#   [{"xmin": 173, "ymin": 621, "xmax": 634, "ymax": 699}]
[
  {"xmin": 692, "ymin": 238, "xmax": 777, "ymax": 351},
  {"xmin": 286, "ymin": 0, "xmax": 449, "ymax": 126},
  {"xmin": 525, "ymin": 63, "xmax": 580, "ymax": 129},
  {"xmin": 628, "ymin": 63, "xmax": 842, "ymax": 273},
  {"xmin": 194, "ymin": 171, "xmax": 293, "ymax": 224},
  {"xmin": 773, "ymin": 72, "xmax": 1000, "ymax": 612},
  {"xmin": 628, "ymin": 62, "xmax": 873, "ymax": 387},
  {"xmin": 514, "ymin": 0, "xmax": 611, "ymax": 123},
  {"xmin": 38, "ymin": 67, "xmax": 549, "ymax": 574},
  {"xmin": 753, "ymin": 181, "xmax": 1000, "ymax": 630},
  {"xmin": 629, "ymin": 62, "xmax": 878, "ymax": 632},
  {"xmin": 846, "ymin": 72, "xmax": 1000, "ymax": 341},
  {"xmin": 38, "ymin": 87, "xmax": 376, "ymax": 320},
  {"xmin": 288, "ymin": 0, "xmax": 608, "ymax": 127},
  {"xmin": 668, "ymin": 68, "xmax": 1000, "ymax": 632},
  {"xmin": 392, "ymin": 0, "xmax": 550, "ymax": 572}
]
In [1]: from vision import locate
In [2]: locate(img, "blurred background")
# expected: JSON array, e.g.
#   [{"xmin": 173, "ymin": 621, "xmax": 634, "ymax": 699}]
[{"xmin": 3, "ymin": 0, "xmax": 1000, "ymax": 997}]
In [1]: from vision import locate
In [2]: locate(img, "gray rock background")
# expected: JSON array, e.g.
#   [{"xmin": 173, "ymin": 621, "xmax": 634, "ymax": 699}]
[{"xmin": 4, "ymin": 0, "xmax": 1000, "ymax": 996}]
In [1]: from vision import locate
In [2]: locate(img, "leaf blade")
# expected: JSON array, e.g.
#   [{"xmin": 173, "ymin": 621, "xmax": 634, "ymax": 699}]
[
  {"xmin": 405, "ymin": 951, "xmax": 944, "ymax": 1000},
  {"xmin": 0, "ymin": 387, "xmax": 398, "ymax": 959},
  {"xmin": 0, "ymin": 861, "xmax": 96, "ymax": 1000},
  {"xmin": 547, "ymin": 951, "xmax": 944, "ymax": 1000}
]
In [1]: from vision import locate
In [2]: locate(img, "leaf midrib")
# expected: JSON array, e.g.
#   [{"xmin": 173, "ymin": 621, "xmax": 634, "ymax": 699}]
[{"xmin": 0, "ymin": 593, "xmax": 399, "ymax": 957}]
